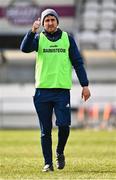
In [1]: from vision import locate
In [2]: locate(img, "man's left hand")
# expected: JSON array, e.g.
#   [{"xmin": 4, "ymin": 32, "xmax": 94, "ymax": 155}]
[{"xmin": 81, "ymin": 86, "xmax": 91, "ymax": 101}]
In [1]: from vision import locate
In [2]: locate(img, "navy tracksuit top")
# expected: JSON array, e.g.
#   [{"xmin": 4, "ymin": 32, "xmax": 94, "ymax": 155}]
[{"xmin": 20, "ymin": 28, "xmax": 89, "ymax": 87}]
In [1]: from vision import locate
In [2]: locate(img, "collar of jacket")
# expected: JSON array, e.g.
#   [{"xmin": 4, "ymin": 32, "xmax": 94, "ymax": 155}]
[{"xmin": 42, "ymin": 28, "xmax": 62, "ymax": 42}]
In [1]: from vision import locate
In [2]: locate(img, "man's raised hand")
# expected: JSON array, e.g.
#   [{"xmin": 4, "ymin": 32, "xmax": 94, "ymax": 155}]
[{"xmin": 32, "ymin": 18, "xmax": 41, "ymax": 33}]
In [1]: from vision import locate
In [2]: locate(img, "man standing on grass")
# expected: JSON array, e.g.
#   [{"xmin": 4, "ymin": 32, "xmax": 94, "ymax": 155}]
[{"xmin": 20, "ymin": 9, "xmax": 91, "ymax": 172}]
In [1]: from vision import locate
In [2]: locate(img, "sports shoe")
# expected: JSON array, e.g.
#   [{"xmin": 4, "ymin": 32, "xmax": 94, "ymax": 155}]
[
  {"xmin": 56, "ymin": 154, "xmax": 65, "ymax": 169},
  {"xmin": 42, "ymin": 164, "xmax": 54, "ymax": 172}
]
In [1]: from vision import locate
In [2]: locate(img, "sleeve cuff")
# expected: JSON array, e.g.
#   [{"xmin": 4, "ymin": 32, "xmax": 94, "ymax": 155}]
[{"xmin": 28, "ymin": 30, "xmax": 36, "ymax": 37}]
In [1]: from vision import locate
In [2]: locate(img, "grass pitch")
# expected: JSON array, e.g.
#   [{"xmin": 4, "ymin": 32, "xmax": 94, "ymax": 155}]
[{"xmin": 0, "ymin": 129, "xmax": 116, "ymax": 180}]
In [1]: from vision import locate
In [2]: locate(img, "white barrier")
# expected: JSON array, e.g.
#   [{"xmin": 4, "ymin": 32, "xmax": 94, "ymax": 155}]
[{"xmin": 0, "ymin": 83, "xmax": 116, "ymax": 128}]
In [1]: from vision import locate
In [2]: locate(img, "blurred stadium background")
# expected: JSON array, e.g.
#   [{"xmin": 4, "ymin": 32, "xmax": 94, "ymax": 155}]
[{"xmin": 0, "ymin": 0, "xmax": 116, "ymax": 129}]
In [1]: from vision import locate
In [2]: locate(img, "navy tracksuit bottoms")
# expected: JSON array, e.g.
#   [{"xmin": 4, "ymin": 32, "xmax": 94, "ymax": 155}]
[{"xmin": 33, "ymin": 88, "xmax": 71, "ymax": 165}]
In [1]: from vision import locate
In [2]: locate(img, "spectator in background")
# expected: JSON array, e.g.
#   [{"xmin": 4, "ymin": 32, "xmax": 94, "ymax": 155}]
[{"xmin": 20, "ymin": 9, "xmax": 91, "ymax": 172}]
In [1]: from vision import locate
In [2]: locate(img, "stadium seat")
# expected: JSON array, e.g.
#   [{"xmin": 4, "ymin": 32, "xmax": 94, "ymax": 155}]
[
  {"xmin": 84, "ymin": 1, "xmax": 100, "ymax": 11},
  {"xmin": 99, "ymin": 11, "xmax": 115, "ymax": 30},
  {"xmin": 101, "ymin": 0, "xmax": 115, "ymax": 11},
  {"xmin": 113, "ymin": 32, "xmax": 116, "ymax": 49},
  {"xmin": 97, "ymin": 30, "xmax": 113, "ymax": 50},
  {"xmin": 83, "ymin": 11, "xmax": 99, "ymax": 30},
  {"xmin": 79, "ymin": 31, "xmax": 97, "ymax": 49}
]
